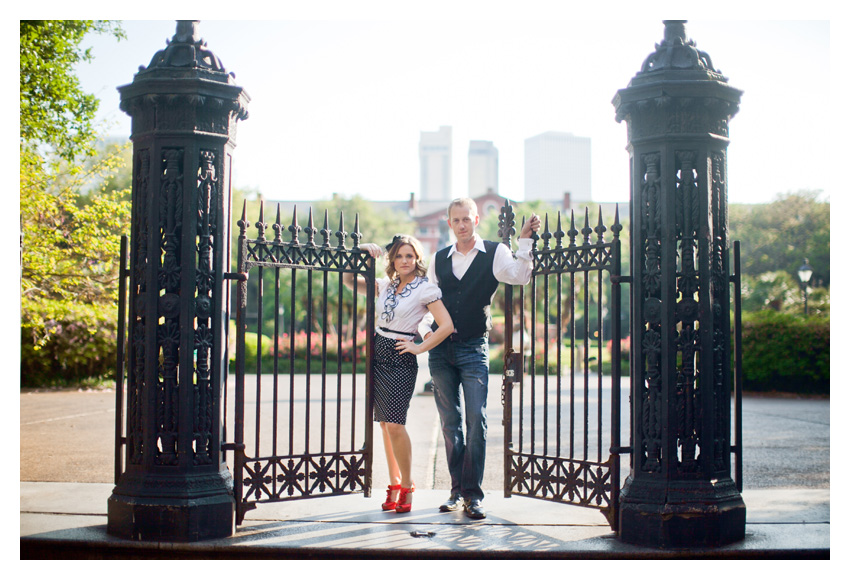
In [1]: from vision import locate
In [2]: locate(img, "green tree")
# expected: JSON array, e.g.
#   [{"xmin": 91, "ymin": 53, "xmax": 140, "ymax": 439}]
[
  {"xmin": 20, "ymin": 20, "xmax": 125, "ymax": 161},
  {"xmin": 20, "ymin": 146, "xmax": 131, "ymax": 385},
  {"xmin": 233, "ymin": 193, "xmax": 413, "ymax": 340},
  {"xmin": 729, "ymin": 190, "xmax": 830, "ymax": 288},
  {"xmin": 315, "ymin": 193, "xmax": 414, "ymax": 247},
  {"xmin": 20, "ymin": 20, "xmax": 130, "ymax": 386}
]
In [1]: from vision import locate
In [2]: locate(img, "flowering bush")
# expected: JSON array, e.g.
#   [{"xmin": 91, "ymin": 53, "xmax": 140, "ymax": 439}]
[
  {"xmin": 228, "ymin": 328, "xmax": 371, "ymax": 374},
  {"xmin": 606, "ymin": 338, "xmax": 630, "ymax": 357},
  {"xmin": 270, "ymin": 329, "xmax": 369, "ymax": 363}
]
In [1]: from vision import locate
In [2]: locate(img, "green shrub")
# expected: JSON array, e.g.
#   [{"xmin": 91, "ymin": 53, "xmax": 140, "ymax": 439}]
[
  {"xmin": 488, "ymin": 340, "xmax": 629, "ymax": 376},
  {"xmin": 739, "ymin": 310, "xmax": 829, "ymax": 395},
  {"xmin": 228, "ymin": 328, "xmax": 370, "ymax": 374},
  {"xmin": 20, "ymin": 305, "xmax": 118, "ymax": 387}
]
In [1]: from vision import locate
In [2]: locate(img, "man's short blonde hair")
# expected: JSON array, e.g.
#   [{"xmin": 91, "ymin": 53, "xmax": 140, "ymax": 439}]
[{"xmin": 447, "ymin": 197, "xmax": 479, "ymax": 218}]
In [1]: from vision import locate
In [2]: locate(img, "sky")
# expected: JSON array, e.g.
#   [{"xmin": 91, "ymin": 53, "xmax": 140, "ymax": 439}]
[{"xmin": 72, "ymin": 12, "xmax": 836, "ymax": 207}]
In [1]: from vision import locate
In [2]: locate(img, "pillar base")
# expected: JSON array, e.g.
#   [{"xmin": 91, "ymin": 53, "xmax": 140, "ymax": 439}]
[
  {"xmin": 618, "ymin": 475, "xmax": 746, "ymax": 548},
  {"xmin": 107, "ymin": 470, "xmax": 234, "ymax": 542}
]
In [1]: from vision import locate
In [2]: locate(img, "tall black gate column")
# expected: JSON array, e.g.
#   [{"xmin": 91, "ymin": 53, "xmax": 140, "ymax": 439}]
[
  {"xmin": 107, "ymin": 21, "xmax": 249, "ymax": 541},
  {"xmin": 612, "ymin": 21, "xmax": 745, "ymax": 548}
]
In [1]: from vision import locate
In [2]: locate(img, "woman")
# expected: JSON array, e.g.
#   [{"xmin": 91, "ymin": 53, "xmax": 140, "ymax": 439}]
[{"xmin": 355, "ymin": 234, "xmax": 453, "ymax": 513}]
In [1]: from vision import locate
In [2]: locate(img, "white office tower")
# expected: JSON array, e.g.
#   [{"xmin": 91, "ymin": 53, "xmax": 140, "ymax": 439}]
[
  {"xmin": 419, "ymin": 126, "xmax": 453, "ymax": 202},
  {"xmin": 468, "ymin": 140, "xmax": 499, "ymax": 198},
  {"xmin": 524, "ymin": 131, "xmax": 591, "ymax": 203}
]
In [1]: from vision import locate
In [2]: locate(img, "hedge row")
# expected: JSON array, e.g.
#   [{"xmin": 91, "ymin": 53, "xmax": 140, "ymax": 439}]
[
  {"xmin": 40, "ymin": 311, "xmax": 819, "ymax": 395},
  {"xmin": 20, "ymin": 315, "xmax": 117, "ymax": 388},
  {"xmin": 739, "ymin": 310, "xmax": 829, "ymax": 395}
]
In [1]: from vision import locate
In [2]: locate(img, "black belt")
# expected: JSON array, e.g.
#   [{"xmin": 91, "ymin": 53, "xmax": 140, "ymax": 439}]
[
  {"xmin": 378, "ymin": 326, "xmax": 417, "ymax": 337},
  {"xmin": 448, "ymin": 332, "xmax": 488, "ymax": 342}
]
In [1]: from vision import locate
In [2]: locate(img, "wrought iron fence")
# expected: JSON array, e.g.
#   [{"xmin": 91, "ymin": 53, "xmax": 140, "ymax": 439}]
[
  {"xmin": 226, "ymin": 203, "xmax": 376, "ymax": 524},
  {"xmin": 502, "ymin": 206, "xmax": 625, "ymax": 528}
]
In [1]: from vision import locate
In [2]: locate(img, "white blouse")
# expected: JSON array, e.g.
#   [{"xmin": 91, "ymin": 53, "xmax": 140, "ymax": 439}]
[{"xmin": 375, "ymin": 276, "xmax": 442, "ymax": 340}]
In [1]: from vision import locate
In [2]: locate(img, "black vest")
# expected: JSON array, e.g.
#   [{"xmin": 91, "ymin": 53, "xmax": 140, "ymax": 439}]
[{"xmin": 433, "ymin": 240, "xmax": 501, "ymax": 339}]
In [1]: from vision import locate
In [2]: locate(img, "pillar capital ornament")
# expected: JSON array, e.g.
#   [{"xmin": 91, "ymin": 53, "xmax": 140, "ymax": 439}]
[{"xmin": 637, "ymin": 20, "xmax": 725, "ymax": 81}]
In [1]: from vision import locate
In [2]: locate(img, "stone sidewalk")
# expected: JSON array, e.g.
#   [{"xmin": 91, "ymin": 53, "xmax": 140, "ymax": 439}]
[
  {"xmin": 20, "ymin": 483, "xmax": 830, "ymax": 559},
  {"xmin": 20, "ymin": 376, "xmax": 831, "ymax": 558}
]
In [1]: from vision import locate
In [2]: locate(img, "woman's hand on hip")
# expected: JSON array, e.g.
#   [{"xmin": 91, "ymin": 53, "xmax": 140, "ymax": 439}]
[{"xmin": 395, "ymin": 338, "xmax": 423, "ymax": 356}]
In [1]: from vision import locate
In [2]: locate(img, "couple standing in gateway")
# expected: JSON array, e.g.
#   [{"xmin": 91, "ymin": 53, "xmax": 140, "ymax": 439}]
[{"xmin": 350, "ymin": 197, "xmax": 540, "ymax": 520}]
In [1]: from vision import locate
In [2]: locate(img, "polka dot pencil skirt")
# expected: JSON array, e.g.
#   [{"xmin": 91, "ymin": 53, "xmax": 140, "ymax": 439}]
[{"xmin": 372, "ymin": 334, "xmax": 418, "ymax": 425}]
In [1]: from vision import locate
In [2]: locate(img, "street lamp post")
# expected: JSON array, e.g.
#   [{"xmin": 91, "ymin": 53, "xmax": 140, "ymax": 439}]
[{"xmin": 798, "ymin": 259, "xmax": 813, "ymax": 315}]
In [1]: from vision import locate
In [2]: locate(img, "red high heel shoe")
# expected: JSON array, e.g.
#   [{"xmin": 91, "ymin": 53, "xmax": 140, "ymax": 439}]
[
  {"xmin": 395, "ymin": 484, "xmax": 415, "ymax": 513},
  {"xmin": 382, "ymin": 484, "xmax": 402, "ymax": 511}
]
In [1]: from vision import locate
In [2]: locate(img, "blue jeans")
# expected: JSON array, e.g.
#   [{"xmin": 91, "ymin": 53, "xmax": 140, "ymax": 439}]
[{"xmin": 428, "ymin": 336, "xmax": 489, "ymax": 502}]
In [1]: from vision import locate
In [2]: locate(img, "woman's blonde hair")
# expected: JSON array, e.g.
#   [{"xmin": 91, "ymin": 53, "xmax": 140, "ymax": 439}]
[{"xmin": 384, "ymin": 234, "xmax": 428, "ymax": 280}]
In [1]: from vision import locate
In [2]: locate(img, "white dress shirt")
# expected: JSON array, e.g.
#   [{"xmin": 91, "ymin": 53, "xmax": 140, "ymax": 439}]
[{"xmin": 375, "ymin": 276, "xmax": 442, "ymax": 340}]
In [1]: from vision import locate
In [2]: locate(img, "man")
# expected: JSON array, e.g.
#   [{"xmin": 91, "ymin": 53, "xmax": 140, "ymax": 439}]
[{"xmin": 420, "ymin": 198, "xmax": 540, "ymax": 519}]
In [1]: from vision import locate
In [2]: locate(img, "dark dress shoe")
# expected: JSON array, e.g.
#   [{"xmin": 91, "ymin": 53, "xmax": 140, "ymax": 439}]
[
  {"xmin": 439, "ymin": 493, "xmax": 465, "ymax": 512},
  {"xmin": 464, "ymin": 499, "xmax": 486, "ymax": 519}
]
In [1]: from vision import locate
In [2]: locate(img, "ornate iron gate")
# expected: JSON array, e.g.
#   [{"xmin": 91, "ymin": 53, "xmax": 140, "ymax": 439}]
[
  {"xmin": 226, "ymin": 203, "xmax": 376, "ymax": 524},
  {"xmin": 500, "ymin": 204, "xmax": 626, "ymax": 529}
]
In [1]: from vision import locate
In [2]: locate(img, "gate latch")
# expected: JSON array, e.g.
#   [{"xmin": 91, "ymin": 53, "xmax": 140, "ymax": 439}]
[{"xmin": 504, "ymin": 350, "xmax": 523, "ymax": 384}]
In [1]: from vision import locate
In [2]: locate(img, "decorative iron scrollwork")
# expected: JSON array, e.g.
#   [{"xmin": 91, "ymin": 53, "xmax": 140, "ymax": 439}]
[
  {"xmin": 510, "ymin": 454, "xmax": 612, "ymax": 508},
  {"xmin": 193, "ymin": 149, "xmax": 218, "ymax": 465},
  {"xmin": 710, "ymin": 152, "xmax": 730, "ymax": 472},
  {"xmin": 675, "ymin": 149, "xmax": 701, "ymax": 474},
  {"xmin": 128, "ymin": 148, "xmax": 150, "ymax": 465},
  {"xmin": 640, "ymin": 152, "xmax": 663, "ymax": 473},
  {"xmin": 154, "ymin": 147, "xmax": 184, "ymax": 466}
]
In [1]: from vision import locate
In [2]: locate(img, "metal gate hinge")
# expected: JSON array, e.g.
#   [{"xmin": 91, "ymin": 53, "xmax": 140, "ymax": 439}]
[{"xmin": 224, "ymin": 272, "xmax": 249, "ymax": 282}]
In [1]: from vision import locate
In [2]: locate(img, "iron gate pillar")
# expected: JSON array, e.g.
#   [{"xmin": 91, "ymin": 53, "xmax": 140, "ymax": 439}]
[
  {"xmin": 612, "ymin": 21, "xmax": 745, "ymax": 548},
  {"xmin": 107, "ymin": 20, "xmax": 249, "ymax": 541}
]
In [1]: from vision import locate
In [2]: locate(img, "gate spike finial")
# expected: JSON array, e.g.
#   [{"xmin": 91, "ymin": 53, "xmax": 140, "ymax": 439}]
[
  {"xmin": 568, "ymin": 210, "xmax": 578, "ymax": 247},
  {"xmin": 582, "ymin": 207, "xmax": 593, "ymax": 245},
  {"xmin": 541, "ymin": 214, "xmax": 552, "ymax": 249},
  {"xmin": 554, "ymin": 211, "xmax": 565, "ymax": 248},
  {"xmin": 612, "ymin": 204, "xmax": 623, "ymax": 238},
  {"xmin": 498, "ymin": 200, "xmax": 516, "ymax": 246},
  {"xmin": 273, "ymin": 203, "xmax": 283, "ymax": 242},
  {"xmin": 288, "ymin": 206, "xmax": 301, "ymax": 244},
  {"xmin": 351, "ymin": 213, "xmax": 362, "ymax": 248},
  {"xmin": 256, "ymin": 201, "xmax": 267, "ymax": 241},
  {"xmin": 305, "ymin": 207, "xmax": 316, "ymax": 246},
  {"xmin": 336, "ymin": 211, "xmax": 347, "ymax": 248},
  {"xmin": 237, "ymin": 200, "xmax": 248, "ymax": 236},
  {"xmin": 595, "ymin": 206, "xmax": 607, "ymax": 242},
  {"xmin": 320, "ymin": 209, "xmax": 332, "ymax": 247}
]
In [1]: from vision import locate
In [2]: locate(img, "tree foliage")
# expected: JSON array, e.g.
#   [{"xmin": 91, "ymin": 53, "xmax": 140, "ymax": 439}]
[
  {"xmin": 20, "ymin": 20, "xmax": 125, "ymax": 161},
  {"xmin": 314, "ymin": 193, "xmax": 415, "ymax": 247},
  {"xmin": 729, "ymin": 190, "xmax": 829, "ymax": 288},
  {"xmin": 20, "ymin": 20, "xmax": 130, "ymax": 386},
  {"xmin": 231, "ymin": 192, "xmax": 414, "ymax": 340},
  {"xmin": 20, "ymin": 146, "xmax": 131, "ymax": 385}
]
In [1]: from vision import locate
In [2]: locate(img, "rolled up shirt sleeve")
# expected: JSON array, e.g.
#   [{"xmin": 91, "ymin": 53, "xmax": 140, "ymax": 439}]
[{"xmin": 492, "ymin": 238, "xmax": 534, "ymax": 286}]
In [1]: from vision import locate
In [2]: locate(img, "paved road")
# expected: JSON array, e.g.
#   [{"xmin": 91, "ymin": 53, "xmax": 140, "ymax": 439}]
[{"xmin": 21, "ymin": 371, "xmax": 829, "ymax": 494}]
